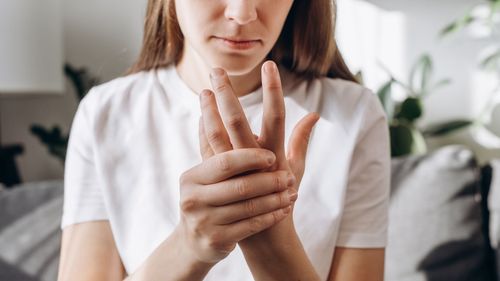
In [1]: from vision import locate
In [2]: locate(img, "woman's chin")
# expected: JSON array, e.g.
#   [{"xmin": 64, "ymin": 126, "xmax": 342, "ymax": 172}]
[{"xmin": 209, "ymin": 55, "xmax": 265, "ymax": 76}]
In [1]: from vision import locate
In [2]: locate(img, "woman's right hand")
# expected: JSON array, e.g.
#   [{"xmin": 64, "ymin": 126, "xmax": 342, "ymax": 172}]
[{"xmin": 174, "ymin": 148, "xmax": 296, "ymax": 265}]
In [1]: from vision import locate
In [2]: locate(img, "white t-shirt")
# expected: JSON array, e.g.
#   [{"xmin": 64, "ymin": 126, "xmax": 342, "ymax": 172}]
[{"xmin": 61, "ymin": 64, "xmax": 391, "ymax": 280}]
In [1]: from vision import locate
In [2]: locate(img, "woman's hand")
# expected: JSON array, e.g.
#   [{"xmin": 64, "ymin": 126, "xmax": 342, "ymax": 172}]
[
  {"xmin": 200, "ymin": 61, "xmax": 319, "ymax": 232},
  {"xmin": 174, "ymin": 147, "xmax": 295, "ymax": 265},
  {"xmin": 197, "ymin": 60, "xmax": 322, "ymax": 280}
]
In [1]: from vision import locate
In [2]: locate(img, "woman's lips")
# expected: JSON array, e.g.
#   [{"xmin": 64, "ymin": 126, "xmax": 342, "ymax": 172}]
[{"xmin": 214, "ymin": 36, "xmax": 261, "ymax": 50}]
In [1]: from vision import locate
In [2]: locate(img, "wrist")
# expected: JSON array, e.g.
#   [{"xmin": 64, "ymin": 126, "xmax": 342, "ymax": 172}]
[
  {"xmin": 171, "ymin": 225, "xmax": 216, "ymax": 278},
  {"xmin": 239, "ymin": 223, "xmax": 301, "ymax": 258},
  {"xmin": 126, "ymin": 225, "xmax": 214, "ymax": 281},
  {"xmin": 239, "ymin": 229, "xmax": 320, "ymax": 281}
]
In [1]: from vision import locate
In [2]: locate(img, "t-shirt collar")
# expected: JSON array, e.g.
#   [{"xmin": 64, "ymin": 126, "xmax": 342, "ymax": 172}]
[{"xmin": 157, "ymin": 64, "xmax": 265, "ymax": 111}]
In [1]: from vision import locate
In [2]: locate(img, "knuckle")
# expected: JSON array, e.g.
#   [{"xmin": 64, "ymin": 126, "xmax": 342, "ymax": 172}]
[
  {"xmin": 271, "ymin": 110, "xmax": 285, "ymax": 125},
  {"xmin": 279, "ymin": 191, "xmax": 290, "ymax": 207},
  {"xmin": 248, "ymin": 217, "xmax": 264, "ymax": 234},
  {"xmin": 214, "ymin": 82, "xmax": 230, "ymax": 93},
  {"xmin": 244, "ymin": 199, "xmax": 257, "ymax": 216},
  {"xmin": 236, "ymin": 178, "xmax": 250, "ymax": 197},
  {"xmin": 267, "ymin": 81, "xmax": 282, "ymax": 91},
  {"xmin": 273, "ymin": 174, "xmax": 283, "ymax": 192},
  {"xmin": 215, "ymin": 156, "xmax": 231, "ymax": 172},
  {"xmin": 275, "ymin": 192, "xmax": 284, "ymax": 207},
  {"xmin": 206, "ymin": 129, "xmax": 224, "ymax": 144},
  {"xmin": 282, "ymin": 171, "xmax": 291, "ymax": 190},
  {"xmin": 271, "ymin": 210, "xmax": 281, "ymax": 224},
  {"xmin": 227, "ymin": 114, "xmax": 245, "ymax": 130},
  {"xmin": 180, "ymin": 196, "xmax": 198, "ymax": 213}
]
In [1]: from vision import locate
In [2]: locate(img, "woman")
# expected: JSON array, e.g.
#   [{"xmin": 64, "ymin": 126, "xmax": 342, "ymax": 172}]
[{"xmin": 58, "ymin": 0, "xmax": 390, "ymax": 280}]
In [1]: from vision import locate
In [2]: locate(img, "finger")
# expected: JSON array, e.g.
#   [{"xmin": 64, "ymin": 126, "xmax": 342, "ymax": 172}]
[
  {"xmin": 253, "ymin": 133, "xmax": 264, "ymax": 147},
  {"xmin": 198, "ymin": 116, "xmax": 215, "ymax": 160},
  {"xmin": 212, "ymin": 189, "xmax": 295, "ymax": 225},
  {"xmin": 209, "ymin": 68, "xmax": 259, "ymax": 149},
  {"xmin": 201, "ymin": 170, "xmax": 295, "ymax": 206},
  {"xmin": 183, "ymin": 148, "xmax": 276, "ymax": 185},
  {"xmin": 287, "ymin": 113, "xmax": 320, "ymax": 183},
  {"xmin": 224, "ymin": 206, "xmax": 291, "ymax": 242},
  {"xmin": 260, "ymin": 61, "xmax": 286, "ymax": 159},
  {"xmin": 200, "ymin": 89, "xmax": 233, "ymax": 153}
]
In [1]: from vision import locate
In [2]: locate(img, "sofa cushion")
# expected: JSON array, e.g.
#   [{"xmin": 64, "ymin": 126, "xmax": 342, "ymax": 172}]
[
  {"xmin": 386, "ymin": 145, "xmax": 496, "ymax": 281},
  {"xmin": 0, "ymin": 180, "xmax": 63, "ymax": 281}
]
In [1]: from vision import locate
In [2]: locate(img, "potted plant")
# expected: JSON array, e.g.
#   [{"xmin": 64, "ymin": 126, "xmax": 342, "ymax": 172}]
[{"xmin": 30, "ymin": 64, "xmax": 99, "ymax": 164}]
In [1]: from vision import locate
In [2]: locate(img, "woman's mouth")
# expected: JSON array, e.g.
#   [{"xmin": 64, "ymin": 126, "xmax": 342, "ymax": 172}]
[{"xmin": 214, "ymin": 36, "xmax": 261, "ymax": 51}]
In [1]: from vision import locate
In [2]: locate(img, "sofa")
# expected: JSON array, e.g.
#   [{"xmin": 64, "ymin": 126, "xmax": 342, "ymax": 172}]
[{"xmin": 0, "ymin": 144, "xmax": 499, "ymax": 281}]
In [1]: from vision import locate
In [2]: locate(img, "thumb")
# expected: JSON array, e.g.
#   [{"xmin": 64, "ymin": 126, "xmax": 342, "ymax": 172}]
[{"xmin": 286, "ymin": 113, "xmax": 320, "ymax": 182}]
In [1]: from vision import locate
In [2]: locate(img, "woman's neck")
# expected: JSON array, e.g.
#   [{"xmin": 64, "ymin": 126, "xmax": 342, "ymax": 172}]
[{"xmin": 175, "ymin": 46, "xmax": 263, "ymax": 98}]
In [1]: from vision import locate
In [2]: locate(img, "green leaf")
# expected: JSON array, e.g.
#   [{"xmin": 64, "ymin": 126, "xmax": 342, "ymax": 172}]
[
  {"xmin": 439, "ymin": 12, "xmax": 475, "ymax": 37},
  {"xmin": 409, "ymin": 54, "xmax": 433, "ymax": 96},
  {"xmin": 377, "ymin": 80, "xmax": 395, "ymax": 120},
  {"xmin": 422, "ymin": 120, "xmax": 475, "ymax": 137},
  {"xmin": 480, "ymin": 49, "xmax": 500, "ymax": 71},
  {"xmin": 491, "ymin": 0, "xmax": 500, "ymax": 14},
  {"xmin": 420, "ymin": 55, "xmax": 433, "ymax": 95},
  {"xmin": 440, "ymin": 22, "xmax": 460, "ymax": 37},
  {"xmin": 432, "ymin": 79, "xmax": 452, "ymax": 89},
  {"xmin": 394, "ymin": 97, "xmax": 423, "ymax": 123}
]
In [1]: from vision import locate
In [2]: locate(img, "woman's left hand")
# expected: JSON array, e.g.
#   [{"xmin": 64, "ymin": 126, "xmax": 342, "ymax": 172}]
[{"xmin": 197, "ymin": 60, "xmax": 319, "ymax": 245}]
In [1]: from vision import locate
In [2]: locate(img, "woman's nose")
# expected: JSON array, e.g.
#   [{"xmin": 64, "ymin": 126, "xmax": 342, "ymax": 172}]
[{"xmin": 224, "ymin": 0, "xmax": 258, "ymax": 25}]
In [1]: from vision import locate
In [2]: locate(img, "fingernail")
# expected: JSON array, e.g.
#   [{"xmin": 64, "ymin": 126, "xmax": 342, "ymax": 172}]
[
  {"xmin": 287, "ymin": 173, "xmax": 296, "ymax": 187},
  {"xmin": 288, "ymin": 189, "xmax": 298, "ymax": 202},
  {"xmin": 266, "ymin": 153, "xmax": 276, "ymax": 165},
  {"xmin": 264, "ymin": 61, "xmax": 277, "ymax": 74},
  {"xmin": 210, "ymin": 68, "xmax": 225, "ymax": 79}
]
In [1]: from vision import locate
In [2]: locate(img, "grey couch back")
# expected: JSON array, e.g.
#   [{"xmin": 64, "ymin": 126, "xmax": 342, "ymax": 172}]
[
  {"xmin": 489, "ymin": 160, "xmax": 500, "ymax": 279},
  {"xmin": 0, "ymin": 180, "xmax": 63, "ymax": 281},
  {"xmin": 386, "ymin": 145, "xmax": 498, "ymax": 281}
]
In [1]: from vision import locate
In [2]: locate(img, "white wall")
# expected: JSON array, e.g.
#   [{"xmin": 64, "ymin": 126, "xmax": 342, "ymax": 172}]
[
  {"xmin": 337, "ymin": 0, "xmax": 497, "ymax": 126},
  {"xmin": 1, "ymin": 0, "xmax": 146, "ymax": 183}
]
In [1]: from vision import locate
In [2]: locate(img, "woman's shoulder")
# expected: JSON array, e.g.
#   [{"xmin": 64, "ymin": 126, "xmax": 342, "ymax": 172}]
[
  {"xmin": 283, "ymin": 68, "xmax": 383, "ymax": 122},
  {"xmin": 282, "ymin": 67, "xmax": 374, "ymax": 103},
  {"xmin": 317, "ymin": 75, "xmax": 375, "ymax": 108}
]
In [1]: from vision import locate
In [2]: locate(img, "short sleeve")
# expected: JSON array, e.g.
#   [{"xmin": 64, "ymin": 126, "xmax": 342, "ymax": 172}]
[
  {"xmin": 335, "ymin": 91, "xmax": 391, "ymax": 248},
  {"xmin": 60, "ymin": 90, "xmax": 109, "ymax": 230}
]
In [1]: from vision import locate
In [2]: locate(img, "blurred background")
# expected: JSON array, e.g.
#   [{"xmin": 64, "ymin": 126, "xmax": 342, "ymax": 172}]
[
  {"xmin": 0, "ymin": 0, "xmax": 144, "ymax": 185},
  {"xmin": 0, "ymin": 0, "xmax": 499, "ymax": 280},
  {"xmin": 1, "ymin": 0, "xmax": 500, "ymax": 185}
]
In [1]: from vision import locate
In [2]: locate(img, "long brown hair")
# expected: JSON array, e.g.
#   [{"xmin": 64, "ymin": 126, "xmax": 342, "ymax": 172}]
[{"xmin": 127, "ymin": 0, "xmax": 357, "ymax": 83}]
